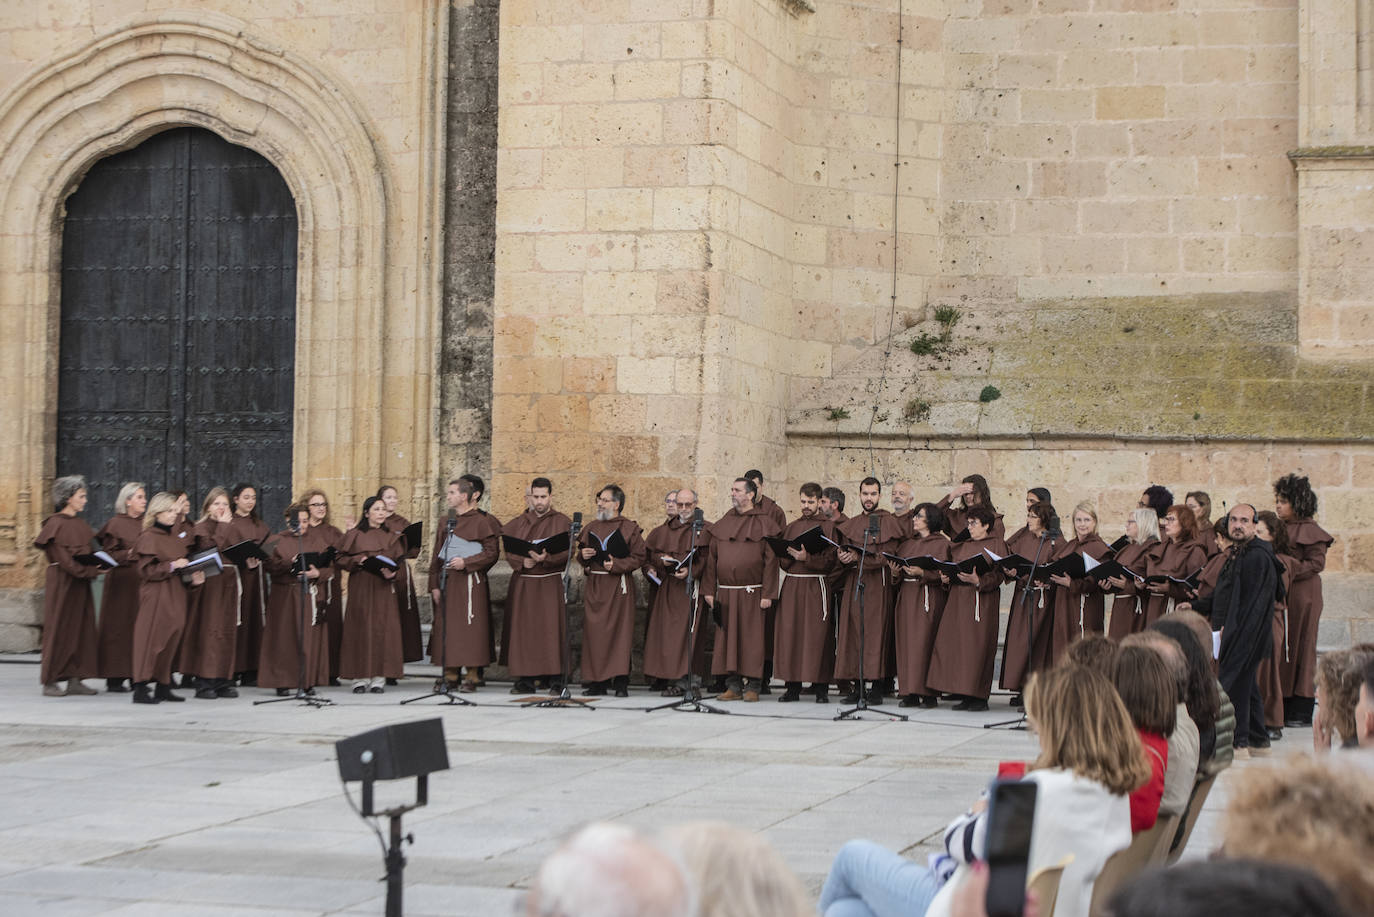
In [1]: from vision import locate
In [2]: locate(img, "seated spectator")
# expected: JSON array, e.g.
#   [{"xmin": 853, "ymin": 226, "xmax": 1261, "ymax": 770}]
[
  {"xmin": 1150, "ymin": 614, "xmax": 1222, "ymax": 769},
  {"xmin": 1110, "ymin": 644, "xmax": 1175, "ymax": 832},
  {"xmin": 524, "ymin": 822, "xmax": 694, "ymax": 917},
  {"xmin": 1359, "ymin": 653, "xmax": 1374, "ymax": 752},
  {"xmin": 1314, "ymin": 647, "xmax": 1374, "ymax": 754},
  {"xmin": 1063, "ymin": 633, "xmax": 1119, "ymax": 678},
  {"xmin": 662, "ymin": 821, "xmax": 811, "ymax": 917},
  {"xmin": 1104, "ymin": 858, "xmax": 1348, "ymax": 917},
  {"xmin": 1219, "ymin": 755, "xmax": 1374, "ymax": 916},
  {"xmin": 818, "ymin": 664, "xmax": 1144, "ymax": 917},
  {"xmin": 1124, "ymin": 631, "xmax": 1199, "ymax": 817},
  {"xmin": 1158, "ymin": 609, "xmax": 1234, "ymax": 775}
]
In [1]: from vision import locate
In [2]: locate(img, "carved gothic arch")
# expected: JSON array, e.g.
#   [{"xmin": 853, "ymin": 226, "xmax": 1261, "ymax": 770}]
[{"xmin": 0, "ymin": 11, "xmax": 392, "ymax": 546}]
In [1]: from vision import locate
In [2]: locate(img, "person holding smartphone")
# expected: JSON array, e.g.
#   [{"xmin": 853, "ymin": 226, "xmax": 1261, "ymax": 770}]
[{"xmin": 818, "ymin": 664, "xmax": 1145, "ymax": 917}]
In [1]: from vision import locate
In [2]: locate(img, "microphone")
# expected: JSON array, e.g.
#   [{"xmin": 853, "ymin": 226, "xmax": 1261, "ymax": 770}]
[
  {"xmin": 289, "ymin": 518, "xmax": 301, "ymax": 535},
  {"xmin": 446, "ymin": 510, "xmax": 456, "ymax": 535},
  {"xmin": 571, "ymin": 511, "xmax": 583, "ymax": 536},
  {"xmin": 867, "ymin": 513, "xmax": 882, "ymax": 537},
  {"xmin": 1046, "ymin": 515, "xmax": 1062, "ymax": 539},
  {"xmin": 691, "ymin": 507, "xmax": 704, "ymax": 533}
]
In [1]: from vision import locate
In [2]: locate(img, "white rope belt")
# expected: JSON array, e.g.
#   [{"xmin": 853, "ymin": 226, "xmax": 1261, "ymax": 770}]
[
  {"xmin": 1282, "ymin": 607, "xmax": 1290, "ymax": 662},
  {"xmin": 975, "ymin": 590, "xmax": 981, "ymax": 623},
  {"xmin": 719, "ymin": 583, "xmax": 763, "ymax": 592},
  {"xmin": 780, "ymin": 571, "xmax": 828, "ymax": 621},
  {"xmin": 467, "ymin": 571, "xmax": 481, "ymax": 625},
  {"xmin": 521, "ymin": 571, "xmax": 563, "ymax": 578},
  {"xmin": 1079, "ymin": 594, "xmax": 1086, "ymax": 636},
  {"xmin": 232, "ymin": 568, "xmax": 244, "ymax": 626},
  {"xmin": 589, "ymin": 570, "xmax": 628, "ymax": 594}
]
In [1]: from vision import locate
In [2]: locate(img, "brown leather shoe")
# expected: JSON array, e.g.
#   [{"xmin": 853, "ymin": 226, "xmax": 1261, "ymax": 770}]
[
  {"xmin": 742, "ymin": 690, "xmax": 759, "ymax": 702},
  {"xmin": 42, "ymin": 683, "xmax": 65, "ymax": 697},
  {"xmin": 716, "ymin": 688, "xmax": 742, "ymax": 701},
  {"xmin": 65, "ymin": 678, "xmax": 97, "ymax": 696}
]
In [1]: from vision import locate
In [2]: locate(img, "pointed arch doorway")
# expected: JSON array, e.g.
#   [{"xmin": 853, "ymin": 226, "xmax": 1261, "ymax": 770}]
[{"xmin": 56, "ymin": 126, "xmax": 297, "ymax": 522}]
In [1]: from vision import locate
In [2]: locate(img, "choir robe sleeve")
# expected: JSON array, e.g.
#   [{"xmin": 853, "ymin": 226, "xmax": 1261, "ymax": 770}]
[
  {"xmin": 35, "ymin": 516, "xmax": 99, "ymax": 580},
  {"xmin": 702, "ymin": 536, "xmax": 720, "ymax": 597},
  {"xmin": 468, "ymin": 527, "xmax": 501, "ymax": 576},
  {"xmin": 264, "ymin": 536, "xmax": 298, "ymax": 577},
  {"xmin": 96, "ymin": 517, "xmax": 137, "ymax": 564},
  {"xmin": 137, "ymin": 543, "xmax": 177, "ymax": 582},
  {"xmin": 974, "ymin": 540, "xmax": 1007, "ymax": 591},
  {"xmin": 1165, "ymin": 542, "xmax": 1210, "ymax": 601},
  {"xmin": 1288, "ymin": 523, "xmax": 1331, "ymax": 582},
  {"xmin": 339, "ymin": 531, "xmax": 367, "ymax": 573}
]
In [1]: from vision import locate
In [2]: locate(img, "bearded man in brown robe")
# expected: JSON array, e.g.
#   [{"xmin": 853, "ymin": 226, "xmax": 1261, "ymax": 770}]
[
  {"xmin": 833, "ymin": 477, "xmax": 907, "ymax": 706},
  {"xmin": 642, "ymin": 487, "xmax": 712, "ymax": 695},
  {"xmin": 703, "ymin": 478, "xmax": 782, "ymax": 702},
  {"xmin": 503, "ymin": 477, "xmax": 572, "ymax": 694},
  {"xmin": 577, "ymin": 484, "xmax": 647, "ymax": 696}
]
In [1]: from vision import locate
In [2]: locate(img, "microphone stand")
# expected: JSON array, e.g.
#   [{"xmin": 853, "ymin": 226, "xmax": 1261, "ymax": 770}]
[
  {"xmin": 526, "ymin": 512, "xmax": 594, "ymax": 708},
  {"xmin": 985, "ymin": 525, "xmax": 1057, "ymax": 730},
  {"xmin": 836, "ymin": 516, "xmax": 907, "ymax": 721},
  {"xmin": 256, "ymin": 521, "xmax": 332, "ymax": 707},
  {"xmin": 645, "ymin": 508, "xmax": 727, "ymax": 715},
  {"xmin": 402, "ymin": 514, "xmax": 474, "ymax": 706}
]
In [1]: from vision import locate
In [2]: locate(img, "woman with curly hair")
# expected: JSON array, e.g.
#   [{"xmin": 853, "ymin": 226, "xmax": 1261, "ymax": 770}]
[{"xmin": 1274, "ymin": 473, "xmax": 1333, "ymax": 728}]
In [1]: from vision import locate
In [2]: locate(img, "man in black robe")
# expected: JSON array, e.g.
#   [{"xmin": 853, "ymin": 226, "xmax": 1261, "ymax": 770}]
[{"xmin": 1182, "ymin": 503, "xmax": 1282, "ymax": 756}]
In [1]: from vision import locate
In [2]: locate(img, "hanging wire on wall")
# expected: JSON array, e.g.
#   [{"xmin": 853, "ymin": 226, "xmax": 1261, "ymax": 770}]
[{"xmin": 865, "ymin": 0, "xmax": 906, "ymax": 479}]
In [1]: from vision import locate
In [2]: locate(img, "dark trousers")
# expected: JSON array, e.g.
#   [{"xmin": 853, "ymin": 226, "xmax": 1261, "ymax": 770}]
[{"xmin": 1224, "ymin": 665, "xmax": 1266, "ymax": 747}]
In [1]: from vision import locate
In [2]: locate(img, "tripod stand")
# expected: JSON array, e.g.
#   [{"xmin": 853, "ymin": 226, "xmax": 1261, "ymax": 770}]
[
  {"xmin": 402, "ymin": 515, "xmax": 475, "ymax": 707},
  {"xmin": 645, "ymin": 510, "xmax": 727, "ymax": 715},
  {"xmin": 256, "ymin": 522, "xmax": 332, "ymax": 708},
  {"xmin": 985, "ymin": 527, "xmax": 1057, "ymax": 730},
  {"xmin": 526, "ymin": 512, "xmax": 594, "ymax": 709},
  {"xmin": 836, "ymin": 516, "xmax": 907, "ymax": 722}
]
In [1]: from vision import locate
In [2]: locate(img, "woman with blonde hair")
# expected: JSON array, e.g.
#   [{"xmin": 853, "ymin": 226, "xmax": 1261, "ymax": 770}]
[
  {"xmin": 819, "ymin": 663, "xmax": 1146, "ymax": 917},
  {"xmin": 131, "ymin": 492, "xmax": 205, "ymax": 704},
  {"xmin": 662, "ymin": 821, "xmax": 811, "ymax": 917},
  {"xmin": 180, "ymin": 487, "xmax": 241, "ymax": 699},
  {"xmin": 299, "ymin": 488, "xmax": 346, "ymax": 685},
  {"xmin": 95, "ymin": 481, "xmax": 146, "ymax": 692},
  {"xmin": 1046, "ymin": 500, "xmax": 1110, "ymax": 659}
]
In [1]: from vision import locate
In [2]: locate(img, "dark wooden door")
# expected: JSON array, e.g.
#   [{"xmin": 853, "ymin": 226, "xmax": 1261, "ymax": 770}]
[{"xmin": 57, "ymin": 127, "xmax": 297, "ymax": 525}]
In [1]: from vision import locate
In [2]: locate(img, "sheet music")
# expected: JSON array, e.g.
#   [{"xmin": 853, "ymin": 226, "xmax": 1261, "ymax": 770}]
[{"xmin": 440, "ymin": 535, "xmax": 483, "ymax": 563}]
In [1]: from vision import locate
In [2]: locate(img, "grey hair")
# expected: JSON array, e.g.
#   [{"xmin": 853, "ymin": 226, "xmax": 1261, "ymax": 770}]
[
  {"xmin": 530, "ymin": 822, "xmax": 695, "ymax": 917},
  {"xmin": 115, "ymin": 481, "xmax": 146, "ymax": 515},
  {"xmin": 1131, "ymin": 507, "xmax": 1160, "ymax": 543},
  {"xmin": 53, "ymin": 475, "xmax": 86, "ymax": 512}
]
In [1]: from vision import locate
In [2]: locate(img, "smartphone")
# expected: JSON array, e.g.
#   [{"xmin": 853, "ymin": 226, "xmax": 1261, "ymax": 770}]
[{"xmin": 983, "ymin": 778, "xmax": 1038, "ymax": 917}]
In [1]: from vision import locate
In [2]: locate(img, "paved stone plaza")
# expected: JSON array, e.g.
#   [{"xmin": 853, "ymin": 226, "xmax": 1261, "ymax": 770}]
[{"xmin": 0, "ymin": 657, "xmax": 1295, "ymax": 917}]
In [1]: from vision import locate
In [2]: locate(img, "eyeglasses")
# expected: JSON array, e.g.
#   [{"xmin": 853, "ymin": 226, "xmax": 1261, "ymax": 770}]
[{"xmin": 309, "ymin": 502, "xmax": 327, "ymax": 508}]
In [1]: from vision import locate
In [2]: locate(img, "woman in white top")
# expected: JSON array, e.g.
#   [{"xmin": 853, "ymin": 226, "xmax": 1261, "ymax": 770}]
[{"xmin": 818, "ymin": 664, "xmax": 1147, "ymax": 917}]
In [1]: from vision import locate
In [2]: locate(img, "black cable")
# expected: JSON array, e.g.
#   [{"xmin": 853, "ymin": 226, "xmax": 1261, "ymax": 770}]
[{"xmin": 341, "ymin": 778, "xmax": 388, "ymax": 860}]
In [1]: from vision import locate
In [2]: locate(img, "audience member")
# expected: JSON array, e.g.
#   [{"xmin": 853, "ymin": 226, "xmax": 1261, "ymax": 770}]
[
  {"xmin": 1219, "ymin": 755, "xmax": 1374, "ymax": 916},
  {"xmin": 1104, "ymin": 858, "xmax": 1348, "ymax": 917},
  {"xmin": 662, "ymin": 821, "xmax": 811, "ymax": 917},
  {"xmin": 1063, "ymin": 633, "xmax": 1118, "ymax": 679},
  {"xmin": 1313, "ymin": 648, "xmax": 1374, "ymax": 753},
  {"xmin": 1109, "ymin": 644, "xmax": 1173, "ymax": 832},
  {"xmin": 1149, "ymin": 615, "xmax": 1221, "ymax": 767},
  {"xmin": 1157, "ymin": 609, "xmax": 1233, "ymax": 775},
  {"xmin": 818, "ymin": 664, "xmax": 1144, "ymax": 917},
  {"xmin": 524, "ymin": 822, "xmax": 695, "ymax": 917},
  {"xmin": 1123, "ymin": 632, "xmax": 1198, "ymax": 817},
  {"xmin": 1358, "ymin": 653, "xmax": 1374, "ymax": 751}
]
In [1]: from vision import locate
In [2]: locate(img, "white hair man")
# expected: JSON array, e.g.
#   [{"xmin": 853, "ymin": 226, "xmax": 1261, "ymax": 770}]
[{"xmin": 525, "ymin": 822, "xmax": 695, "ymax": 917}]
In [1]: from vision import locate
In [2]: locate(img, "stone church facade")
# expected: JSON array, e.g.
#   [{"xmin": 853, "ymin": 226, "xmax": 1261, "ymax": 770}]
[{"xmin": 0, "ymin": 0, "xmax": 1370, "ymax": 649}]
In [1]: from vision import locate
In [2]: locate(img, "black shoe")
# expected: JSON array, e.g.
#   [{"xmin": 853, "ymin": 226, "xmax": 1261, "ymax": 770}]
[
  {"xmin": 581, "ymin": 684, "xmax": 607, "ymax": 697},
  {"xmin": 238, "ymin": 673, "xmax": 258, "ymax": 687},
  {"xmin": 952, "ymin": 698, "xmax": 988, "ymax": 712},
  {"xmin": 779, "ymin": 688, "xmax": 801, "ymax": 703},
  {"xmin": 511, "ymin": 679, "xmax": 536, "ymax": 694},
  {"xmin": 1266, "ymin": 727, "xmax": 1284, "ymax": 741},
  {"xmin": 1009, "ymin": 694, "xmax": 1023, "ymax": 708},
  {"xmin": 154, "ymin": 683, "xmax": 185, "ymax": 702},
  {"xmin": 840, "ymin": 691, "xmax": 861, "ymax": 704},
  {"xmin": 329, "ymin": 677, "xmax": 342, "ymax": 687},
  {"xmin": 195, "ymin": 686, "xmax": 219, "ymax": 700},
  {"xmin": 815, "ymin": 691, "xmax": 829, "ymax": 703},
  {"xmin": 1283, "ymin": 717, "xmax": 1310, "ymax": 728},
  {"xmin": 385, "ymin": 677, "xmax": 398, "ymax": 686},
  {"xmin": 132, "ymin": 683, "xmax": 159, "ymax": 705},
  {"xmin": 216, "ymin": 681, "xmax": 239, "ymax": 698},
  {"xmin": 1250, "ymin": 735, "xmax": 1272, "ymax": 749},
  {"xmin": 759, "ymin": 682, "xmax": 772, "ymax": 695},
  {"xmin": 865, "ymin": 691, "xmax": 883, "ymax": 706},
  {"xmin": 898, "ymin": 695, "xmax": 921, "ymax": 708},
  {"xmin": 709, "ymin": 679, "xmax": 728, "ymax": 694},
  {"xmin": 921, "ymin": 695, "xmax": 939, "ymax": 708},
  {"xmin": 276, "ymin": 688, "xmax": 291, "ymax": 697},
  {"xmin": 614, "ymin": 686, "xmax": 629, "ymax": 698},
  {"xmin": 106, "ymin": 678, "xmax": 130, "ymax": 693}
]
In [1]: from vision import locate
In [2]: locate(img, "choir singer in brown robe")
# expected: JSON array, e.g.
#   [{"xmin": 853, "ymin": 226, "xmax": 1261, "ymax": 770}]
[
  {"xmin": 643, "ymin": 487, "xmax": 712, "ymax": 695},
  {"xmin": 577, "ymin": 484, "xmax": 647, "ymax": 696},
  {"xmin": 379, "ymin": 484, "xmax": 425, "ymax": 665},
  {"xmin": 338, "ymin": 496, "xmax": 404, "ymax": 693},
  {"xmin": 181, "ymin": 488, "xmax": 241, "ymax": 699},
  {"xmin": 703, "ymin": 478, "xmax": 782, "ymax": 701},
  {"xmin": 227, "ymin": 483, "xmax": 269, "ymax": 687},
  {"xmin": 131, "ymin": 492, "xmax": 205, "ymax": 704},
  {"xmin": 258, "ymin": 504, "xmax": 331, "ymax": 695},
  {"xmin": 428, "ymin": 474, "xmax": 502, "ymax": 691},
  {"xmin": 1274, "ymin": 473, "xmax": 1332, "ymax": 728},
  {"xmin": 95, "ymin": 481, "xmax": 146, "ymax": 693},
  {"xmin": 503, "ymin": 477, "xmax": 572, "ymax": 694},
  {"xmin": 998, "ymin": 500, "xmax": 1057, "ymax": 702},
  {"xmin": 772, "ymin": 483, "xmax": 837, "ymax": 703},
  {"xmin": 925, "ymin": 506, "xmax": 1007, "ymax": 711},
  {"xmin": 1103, "ymin": 509, "xmax": 1161, "ymax": 641},
  {"xmin": 34, "ymin": 475, "xmax": 101, "ymax": 697},
  {"xmin": 892, "ymin": 502, "xmax": 952, "ymax": 708},
  {"xmin": 1046, "ymin": 501, "xmax": 1110, "ymax": 661},
  {"xmin": 300, "ymin": 488, "xmax": 345, "ymax": 685},
  {"xmin": 833, "ymin": 477, "xmax": 907, "ymax": 705}
]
